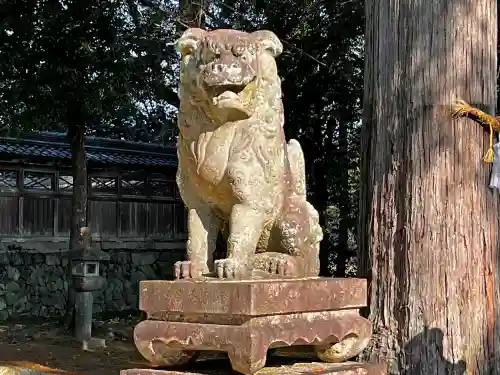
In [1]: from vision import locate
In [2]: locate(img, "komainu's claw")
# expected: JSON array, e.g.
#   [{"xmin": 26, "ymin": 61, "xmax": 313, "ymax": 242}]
[{"xmin": 174, "ymin": 261, "xmax": 204, "ymax": 279}]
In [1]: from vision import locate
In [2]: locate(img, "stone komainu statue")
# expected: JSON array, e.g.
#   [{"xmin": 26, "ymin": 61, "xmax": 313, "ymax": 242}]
[{"xmin": 174, "ymin": 28, "xmax": 323, "ymax": 279}]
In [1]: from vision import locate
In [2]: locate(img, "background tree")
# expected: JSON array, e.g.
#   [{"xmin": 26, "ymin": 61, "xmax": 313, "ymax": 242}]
[
  {"xmin": 358, "ymin": 0, "xmax": 500, "ymax": 373},
  {"xmin": 0, "ymin": 0, "xmax": 179, "ymax": 141}
]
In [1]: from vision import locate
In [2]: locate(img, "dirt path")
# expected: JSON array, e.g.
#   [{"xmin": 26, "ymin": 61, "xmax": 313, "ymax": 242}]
[
  {"xmin": 0, "ymin": 318, "xmax": 147, "ymax": 375},
  {"xmin": 0, "ymin": 341, "xmax": 146, "ymax": 374}
]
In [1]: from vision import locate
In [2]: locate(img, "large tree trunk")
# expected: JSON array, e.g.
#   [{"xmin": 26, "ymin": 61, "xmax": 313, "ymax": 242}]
[
  {"xmin": 497, "ymin": 0, "xmax": 500, "ymax": 113},
  {"xmin": 63, "ymin": 123, "xmax": 88, "ymax": 329},
  {"xmin": 358, "ymin": 1, "xmax": 500, "ymax": 374}
]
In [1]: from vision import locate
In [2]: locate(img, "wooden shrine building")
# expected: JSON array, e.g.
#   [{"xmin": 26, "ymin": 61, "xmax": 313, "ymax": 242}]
[{"xmin": 0, "ymin": 132, "xmax": 186, "ymax": 250}]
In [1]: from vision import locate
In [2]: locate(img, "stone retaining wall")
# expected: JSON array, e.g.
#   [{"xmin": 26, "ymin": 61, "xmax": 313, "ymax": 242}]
[{"xmin": 0, "ymin": 240, "xmax": 185, "ymax": 320}]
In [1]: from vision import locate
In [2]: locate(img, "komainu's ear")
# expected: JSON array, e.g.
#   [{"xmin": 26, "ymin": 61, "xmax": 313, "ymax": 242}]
[
  {"xmin": 176, "ymin": 28, "xmax": 206, "ymax": 57},
  {"xmin": 251, "ymin": 30, "xmax": 283, "ymax": 57}
]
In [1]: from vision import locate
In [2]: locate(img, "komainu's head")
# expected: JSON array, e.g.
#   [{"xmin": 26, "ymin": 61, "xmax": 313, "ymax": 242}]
[{"xmin": 176, "ymin": 28, "xmax": 283, "ymax": 122}]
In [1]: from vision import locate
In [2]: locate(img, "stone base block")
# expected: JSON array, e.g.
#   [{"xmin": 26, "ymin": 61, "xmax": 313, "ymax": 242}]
[
  {"xmin": 133, "ymin": 277, "xmax": 374, "ymax": 375},
  {"xmin": 120, "ymin": 361, "xmax": 387, "ymax": 375}
]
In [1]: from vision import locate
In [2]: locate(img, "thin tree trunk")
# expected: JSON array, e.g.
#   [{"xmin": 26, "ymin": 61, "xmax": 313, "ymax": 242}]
[
  {"xmin": 69, "ymin": 123, "xmax": 88, "ymax": 253},
  {"xmin": 179, "ymin": 0, "xmax": 207, "ymax": 28},
  {"xmin": 63, "ymin": 123, "xmax": 88, "ymax": 329},
  {"xmin": 358, "ymin": 1, "xmax": 499, "ymax": 374},
  {"xmin": 336, "ymin": 119, "xmax": 350, "ymax": 277}
]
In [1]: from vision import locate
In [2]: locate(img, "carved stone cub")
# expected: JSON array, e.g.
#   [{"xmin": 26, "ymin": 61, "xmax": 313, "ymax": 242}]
[{"xmin": 174, "ymin": 28, "xmax": 323, "ymax": 279}]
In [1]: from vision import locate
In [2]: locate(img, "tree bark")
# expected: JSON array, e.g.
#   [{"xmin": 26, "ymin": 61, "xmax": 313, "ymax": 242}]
[
  {"xmin": 359, "ymin": 1, "xmax": 500, "ymax": 374},
  {"xmin": 497, "ymin": 0, "xmax": 500, "ymax": 113},
  {"xmin": 69, "ymin": 124, "xmax": 88, "ymax": 250},
  {"xmin": 63, "ymin": 123, "xmax": 88, "ymax": 329}
]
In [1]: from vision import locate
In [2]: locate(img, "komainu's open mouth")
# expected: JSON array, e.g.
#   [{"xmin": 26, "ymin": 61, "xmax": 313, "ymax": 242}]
[
  {"xmin": 208, "ymin": 76, "xmax": 256, "ymax": 100},
  {"xmin": 212, "ymin": 83, "xmax": 248, "ymax": 97},
  {"xmin": 204, "ymin": 76, "xmax": 257, "ymax": 121}
]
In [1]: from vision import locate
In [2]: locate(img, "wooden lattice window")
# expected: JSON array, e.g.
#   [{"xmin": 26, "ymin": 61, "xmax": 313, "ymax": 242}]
[
  {"xmin": 23, "ymin": 171, "xmax": 54, "ymax": 191},
  {"xmin": 58, "ymin": 175, "xmax": 73, "ymax": 192},
  {"xmin": 120, "ymin": 177, "xmax": 145, "ymax": 196},
  {"xmin": 89, "ymin": 176, "xmax": 117, "ymax": 195},
  {"xmin": 0, "ymin": 170, "xmax": 18, "ymax": 191},
  {"xmin": 150, "ymin": 179, "xmax": 175, "ymax": 198}
]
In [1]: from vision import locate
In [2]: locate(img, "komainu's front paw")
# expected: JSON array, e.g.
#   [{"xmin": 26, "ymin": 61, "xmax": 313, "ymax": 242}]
[
  {"xmin": 252, "ymin": 253, "xmax": 299, "ymax": 277},
  {"xmin": 173, "ymin": 261, "xmax": 204, "ymax": 279},
  {"xmin": 214, "ymin": 258, "xmax": 250, "ymax": 279},
  {"xmin": 264, "ymin": 257, "xmax": 289, "ymax": 276}
]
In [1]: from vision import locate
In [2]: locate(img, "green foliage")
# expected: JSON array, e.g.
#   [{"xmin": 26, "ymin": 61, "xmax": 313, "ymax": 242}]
[{"xmin": 0, "ymin": 0, "xmax": 180, "ymax": 141}]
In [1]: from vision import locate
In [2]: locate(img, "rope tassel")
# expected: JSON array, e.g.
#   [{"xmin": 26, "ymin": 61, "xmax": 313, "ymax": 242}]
[
  {"xmin": 484, "ymin": 123, "xmax": 495, "ymax": 163},
  {"xmin": 451, "ymin": 100, "xmax": 499, "ymax": 163}
]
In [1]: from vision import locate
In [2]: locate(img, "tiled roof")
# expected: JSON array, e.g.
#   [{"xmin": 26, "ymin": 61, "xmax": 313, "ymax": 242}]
[{"xmin": 0, "ymin": 132, "xmax": 178, "ymax": 167}]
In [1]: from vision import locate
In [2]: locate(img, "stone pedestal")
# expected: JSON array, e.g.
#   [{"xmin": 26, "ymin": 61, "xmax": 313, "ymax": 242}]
[{"xmin": 125, "ymin": 277, "xmax": 386, "ymax": 375}]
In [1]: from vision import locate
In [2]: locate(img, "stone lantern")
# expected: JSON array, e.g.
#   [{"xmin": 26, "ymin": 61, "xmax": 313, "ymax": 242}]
[{"xmin": 67, "ymin": 227, "xmax": 110, "ymax": 349}]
